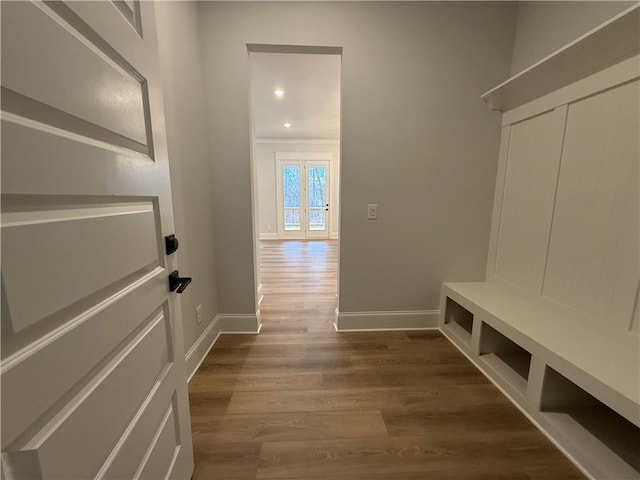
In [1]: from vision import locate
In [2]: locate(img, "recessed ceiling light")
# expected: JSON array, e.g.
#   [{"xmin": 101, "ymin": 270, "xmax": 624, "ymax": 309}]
[
  {"xmin": 274, "ymin": 89, "xmax": 285, "ymax": 97},
  {"xmin": 284, "ymin": 123, "xmax": 292, "ymax": 129}
]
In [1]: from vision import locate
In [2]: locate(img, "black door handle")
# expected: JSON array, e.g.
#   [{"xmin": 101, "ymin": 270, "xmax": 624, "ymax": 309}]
[{"xmin": 169, "ymin": 270, "xmax": 192, "ymax": 293}]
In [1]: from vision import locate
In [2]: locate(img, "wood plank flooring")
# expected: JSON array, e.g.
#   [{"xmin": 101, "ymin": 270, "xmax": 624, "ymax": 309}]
[{"xmin": 189, "ymin": 240, "xmax": 585, "ymax": 480}]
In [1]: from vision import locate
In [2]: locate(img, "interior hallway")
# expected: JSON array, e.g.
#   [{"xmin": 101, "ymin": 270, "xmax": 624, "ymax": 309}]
[
  {"xmin": 188, "ymin": 240, "xmax": 584, "ymax": 480},
  {"xmin": 258, "ymin": 240, "xmax": 339, "ymax": 334}
]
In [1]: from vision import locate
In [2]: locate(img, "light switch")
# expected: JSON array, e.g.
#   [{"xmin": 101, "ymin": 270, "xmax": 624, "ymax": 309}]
[{"xmin": 367, "ymin": 204, "xmax": 378, "ymax": 220}]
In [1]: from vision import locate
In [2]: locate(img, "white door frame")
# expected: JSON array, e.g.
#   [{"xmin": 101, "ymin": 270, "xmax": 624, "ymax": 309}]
[{"xmin": 275, "ymin": 152, "xmax": 332, "ymax": 240}]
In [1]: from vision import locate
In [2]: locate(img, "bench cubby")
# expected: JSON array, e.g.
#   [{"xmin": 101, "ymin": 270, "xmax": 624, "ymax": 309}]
[
  {"xmin": 442, "ymin": 297, "xmax": 474, "ymax": 347},
  {"xmin": 540, "ymin": 366, "xmax": 640, "ymax": 475},
  {"xmin": 477, "ymin": 322, "xmax": 532, "ymax": 398}
]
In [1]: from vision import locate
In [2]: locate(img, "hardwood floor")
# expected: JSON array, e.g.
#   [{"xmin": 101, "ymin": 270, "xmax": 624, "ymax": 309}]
[{"xmin": 189, "ymin": 240, "xmax": 585, "ymax": 480}]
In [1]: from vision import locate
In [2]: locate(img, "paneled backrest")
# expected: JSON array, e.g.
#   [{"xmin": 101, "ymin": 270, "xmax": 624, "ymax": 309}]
[{"xmin": 486, "ymin": 55, "xmax": 639, "ymax": 336}]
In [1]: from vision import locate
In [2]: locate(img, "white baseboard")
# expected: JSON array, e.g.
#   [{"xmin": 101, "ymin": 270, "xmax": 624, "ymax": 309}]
[
  {"xmin": 186, "ymin": 315, "xmax": 222, "ymax": 382},
  {"xmin": 261, "ymin": 233, "xmax": 339, "ymax": 240},
  {"xmin": 334, "ymin": 309, "xmax": 440, "ymax": 332},
  {"xmin": 218, "ymin": 311, "xmax": 262, "ymax": 333},
  {"xmin": 185, "ymin": 311, "xmax": 262, "ymax": 382}
]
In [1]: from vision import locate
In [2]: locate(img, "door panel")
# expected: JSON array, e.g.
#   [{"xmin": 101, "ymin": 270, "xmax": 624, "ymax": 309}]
[
  {"xmin": 1, "ymin": 1, "xmax": 150, "ymax": 153},
  {"xmin": 137, "ymin": 403, "xmax": 180, "ymax": 480},
  {"xmin": 306, "ymin": 162, "xmax": 329, "ymax": 239},
  {"xmin": 2, "ymin": 202, "xmax": 159, "ymax": 334},
  {"xmin": 98, "ymin": 374, "xmax": 177, "ymax": 480},
  {"xmin": 282, "ymin": 164, "xmax": 302, "ymax": 233},
  {"xmin": 1, "ymin": 1, "xmax": 193, "ymax": 479},
  {"xmin": 4, "ymin": 312, "xmax": 170, "ymax": 480},
  {"xmin": 1, "ymin": 268, "xmax": 166, "ymax": 450}
]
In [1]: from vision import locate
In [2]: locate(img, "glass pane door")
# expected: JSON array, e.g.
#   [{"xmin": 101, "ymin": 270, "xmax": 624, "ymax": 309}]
[
  {"xmin": 307, "ymin": 165, "xmax": 327, "ymax": 232},
  {"xmin": 306, "ymin": 161, "xmax": 330, "ymax": 238},
  {"xmin": 277, "ymin": 159, "xmax": 330, "ymax": 239},
  {"xmin": 282, "ymin": 165, "xmax": 301, "ymax": 231}
]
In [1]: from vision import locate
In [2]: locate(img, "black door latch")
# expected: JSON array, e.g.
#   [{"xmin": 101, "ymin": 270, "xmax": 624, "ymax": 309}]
[{"xmin": 169, "ymin": 270, "xmax": 192, "ymax": 293}]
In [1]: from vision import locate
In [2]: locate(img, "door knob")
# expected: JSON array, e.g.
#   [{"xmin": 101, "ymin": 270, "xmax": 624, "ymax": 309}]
[{"xmin": 169, "ymin": 271, "xmax": 192, "ymax": 293}]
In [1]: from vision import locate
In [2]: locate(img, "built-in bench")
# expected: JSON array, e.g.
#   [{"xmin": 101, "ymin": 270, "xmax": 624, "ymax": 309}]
[{"xmin": 440, "ymin": 282, "xmax": 640, "ymax": 480}]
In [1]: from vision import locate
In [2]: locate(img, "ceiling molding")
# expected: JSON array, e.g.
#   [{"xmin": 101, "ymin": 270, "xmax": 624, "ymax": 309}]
[{"xmin": 255, "ymin": 138, "xmax": 340, "ymax": 145}]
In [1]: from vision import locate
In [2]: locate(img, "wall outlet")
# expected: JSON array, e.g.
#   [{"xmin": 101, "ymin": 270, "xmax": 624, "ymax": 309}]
[
  {"xmin": 367, "ymin": 204, "xmax": 378, "ymax": 220},
  {"xmin": 196, "ymin": 305, "xmax": 203, "ymax": 325}
]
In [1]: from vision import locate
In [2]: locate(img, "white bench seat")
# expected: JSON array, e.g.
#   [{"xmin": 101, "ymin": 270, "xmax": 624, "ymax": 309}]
[{"xmin": 440, "ymin": 281, "xmax": 640, "ymax": 479}]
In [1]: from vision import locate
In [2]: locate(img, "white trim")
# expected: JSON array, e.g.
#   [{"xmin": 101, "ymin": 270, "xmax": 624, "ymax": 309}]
[
  {"xmin": 485, "ymin": 125, "xmax": 511, "ymax": 281},
  {"xmin": 334, "ymin": 309, "xmax": 439, "ymax": 332},
  {"xmin": 275, "ymin": 151, "xmax": 333, "ymax": 161},
  {"xmin": 218, "ymin": 311, "xmax": 262, "ymax": 333},
  {"xmin": 482, "ymin": 4, "xmax": 640, "ymax": 112},
  {"xmin": 259, "ymin": 233, "xmax": 278, "ymax": 240},
  {"xmin": 330, "ymin": 232, "xmax": 339, "ymax": 240},
  {"xmin": 502, "ymin": 55, "xmax": 639, "ymax": 126},
  {"xmin": 256, "ymin": 138, "xmax": 339, "ymax": 145},
  {"xmin": 257, "ymin": 283, "xmax": 264, "ymax": 306},
  {"xmin": 186, "ymin": 315, "xmax": 222, "ymax": 383}
]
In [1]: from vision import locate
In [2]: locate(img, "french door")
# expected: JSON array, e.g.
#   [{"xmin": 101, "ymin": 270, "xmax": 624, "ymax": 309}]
[{"xmin": 276, "ymin": 157, "xmax": 330, "ymax": 239}]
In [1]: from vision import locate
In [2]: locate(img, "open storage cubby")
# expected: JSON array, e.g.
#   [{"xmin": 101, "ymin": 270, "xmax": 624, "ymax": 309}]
[
  {"xmin": 443, "ymin": 297, "xmax": 474, "ymax": 344},
  {"xmin": 479, "ymin": 322, "xmax": 531, "ymax": 381},
  {"xmin": 541, "ymin": 367, "xmax": 640, "ymax": 474}
]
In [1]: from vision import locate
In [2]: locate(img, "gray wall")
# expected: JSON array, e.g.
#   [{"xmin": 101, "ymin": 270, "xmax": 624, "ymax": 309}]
[
  {"xmin": 198, "ymin": 2, "xmax": 517, "ymax": 316},
  {"xmin": 511, "ymin": 1, "xmax": 634, "ymax": 74},
  {"xmin": 156, "ymin": 2, "xmax": 219, "ymax": 353}
]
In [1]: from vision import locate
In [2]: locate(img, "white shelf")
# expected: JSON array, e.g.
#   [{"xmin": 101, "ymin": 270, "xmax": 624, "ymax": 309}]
[{"xmin": 481, "ymin": 3, "xmax": 640, "ymax": 112}]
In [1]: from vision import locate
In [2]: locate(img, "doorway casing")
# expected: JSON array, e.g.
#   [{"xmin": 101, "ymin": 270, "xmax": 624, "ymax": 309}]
[{"xmin": 247, "ymin": 43, "xmax": 343, "ymax": 320}]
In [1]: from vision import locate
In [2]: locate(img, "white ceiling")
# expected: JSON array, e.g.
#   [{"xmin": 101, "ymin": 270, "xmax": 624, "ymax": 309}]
[{"xmin": 250, "ymin": 53, "xmax": 341, "ymax": 140}]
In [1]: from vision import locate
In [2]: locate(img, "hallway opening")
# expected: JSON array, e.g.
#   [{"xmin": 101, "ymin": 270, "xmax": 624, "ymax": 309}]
[{"xmin": 247, "ymin": 45, "xmax": 342, "ymax": 328}]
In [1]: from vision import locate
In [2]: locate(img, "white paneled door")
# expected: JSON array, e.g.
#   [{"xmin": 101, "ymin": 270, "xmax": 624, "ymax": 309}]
[
  {"xmin": 1, "ymin": 2, "xmax": 193, "ymax": 479},
  {"xmin": 276, "ymin": 159, "xmax": 330, "ymax": 239}
]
